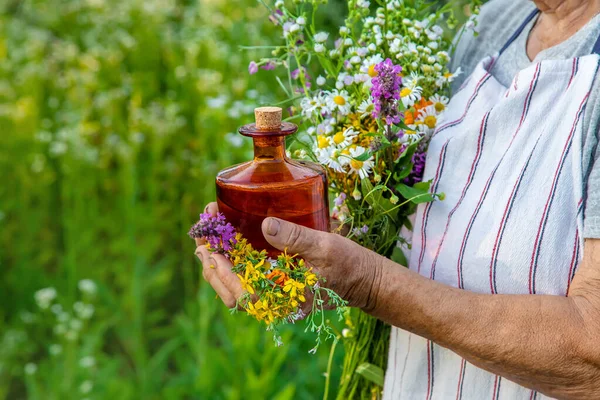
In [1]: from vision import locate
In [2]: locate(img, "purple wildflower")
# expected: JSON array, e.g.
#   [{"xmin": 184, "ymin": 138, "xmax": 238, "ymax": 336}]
[
  {"xmin": 370, "ymin": 58, "xmax": 403, "ymax": 126},
  {"xmin": 188, "ymin": 212, "xmax": 237, "ymax": 253},
  {"xmin": 401, "ymin": 148, "xmax": 427, "ymax": 186},
  {"xmin": 269, "ymin": 9, "xmax": 283, "ymax": 25},
  {"xmin": 248, "ymin": 61, "xmax": 258, "ymax": 75},
  {"xmin": 261, "ymin": 61, "xmax": 276, "ymax": 70},
  {"xmin": 334, "ymin": 192, "xmax": 347, "ymax": 207}
]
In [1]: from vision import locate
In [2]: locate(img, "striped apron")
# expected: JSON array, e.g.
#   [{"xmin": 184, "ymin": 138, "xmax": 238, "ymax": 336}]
[{"xmin": 384, "ymin": 10, "xmax": 600, "ymax": 400}]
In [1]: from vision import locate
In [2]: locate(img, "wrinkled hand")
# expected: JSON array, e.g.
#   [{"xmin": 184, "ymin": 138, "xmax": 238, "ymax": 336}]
[{"xmin": 194, "ymin": 202, "xmax": 384, "ymax": 311}]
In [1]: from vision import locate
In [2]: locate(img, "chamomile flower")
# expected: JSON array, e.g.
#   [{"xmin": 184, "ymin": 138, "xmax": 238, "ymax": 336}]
[
  {"xmin": 300, "ymin": 94, "xmax": 326, "ymax": 118},
  {"xmin": 416, "ymin": 105, "xmax": 439, "ymax": 133},
  {"xmin": 436, "ymin": 67, "xmax": 462, "ymax": 87},
  {"xmin": 326, "ymin": 89, "xmax": 351, "ymax": 115},
  {"xmin": 314, "ymin": 135, "xmax": 331, "ymax": 151},
  {"xmin": 430, "ymin": 94, "xmax": 449, "ymax": 113},
  {"xmin": 317, "ymin": 148, "xmax": 345, "ymax": 173},
  {"xmin": 347, "ymin": 146, "xmax": 374, "ymax": 179},
  {"xmin": 331, "ymin": 127, "xmax": 358, "ymax": 149},
  {"xmin": 358, "ymin": 98, "xmax": 375, "ymax": 118},
  {"xmin": 361, "ymin": 54, "xmax": 384, "ymax": 77},
  {"xmin": 400, "ymin": 84, "xmax": 423, "ymax": 108}
]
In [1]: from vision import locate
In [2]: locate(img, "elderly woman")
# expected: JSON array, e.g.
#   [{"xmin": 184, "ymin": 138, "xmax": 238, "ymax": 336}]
[{"xmin": 196, "ymin": 0, "xmax": 600, "ymax": 398}]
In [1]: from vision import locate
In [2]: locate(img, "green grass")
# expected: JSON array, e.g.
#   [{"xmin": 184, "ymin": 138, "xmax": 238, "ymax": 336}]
[{"xmin": 0, "ymin": 0, "xmax": 344, "ymax": 398}]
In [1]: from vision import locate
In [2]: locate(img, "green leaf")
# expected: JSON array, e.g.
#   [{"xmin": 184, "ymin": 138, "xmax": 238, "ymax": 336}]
[
  {"xmin": 355, "ymin": 363, "xmax": 384, "ymax": 387},
  {"xmin": 391, "ymin": 246, "xmax": 408, "ymax": 266},
  {"xmin": 395, "ymin": 181, "xmax": 436, "ymax": 204},
  {"xmin": 352, "ymin": 151, "xmax": 373, "ymax": 162}
]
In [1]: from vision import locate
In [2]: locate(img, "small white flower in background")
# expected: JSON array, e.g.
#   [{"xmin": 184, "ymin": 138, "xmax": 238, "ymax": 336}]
[
  {"xmin": 314, "ymin": 32, "xmax": 329, "ymax": 43},
  {"xmin": 206, "ymin": 95, "xmax": 228, "ymax": 109},
  {"xmin": 314, "ymin": 43, "xmax": 325, "ymax": 53},
  {"xmin": 339, "ymin": 26, "xmax": 349, "ymax": 35},
  {"xmin": 35, "ymin": 287, "xmax": 57, "ymax": 310},
  {"xmin": 54, "ymin": 324, "xmax": 67, "ymax": 336},
  {"xmin": 35, "ymin": 131, "xmax": 52, "ymax": 143},
  {"xmin": 351, "ymin": 187, "xmax": 362, "ymax": 201},
  {"xmin": 57, "ymin": 311, "xmax": 70, "ymax": 323},
  {"xmin": 70, "ymin": 319, "xmax": 83, "ymax": 331},
  {"xmin": 289, "ymin": 23, "xmax": 301, "ymax": 33},
  {"xmin": 65, "ymin": 330, "xmax": 78, "ymax": 342},
  {"xmin": 335, "ymin": 81, "xmax": 344, "ymax": 90},
  {"xmin": 19, "ymin": 311, "xmax": 35, "ymax": 324},
  {"xmin": 78, "ymin": 279, "xmax": 97, "ymax": 296},
  {"xmin": 80, "ymin": 380, "xmax": 93, "ymax": 394},
  {"xmin": 342, "ymin": 328, "xmax": 352, "ymax": 338},
  {"xmin": 296, "ymin": 16, "xmax": 306, "ymax": 25},
  {"xmin": 367, "ymin": 43, "xmax": 377, "ymax": 52},
  {"xmin": 79, "ymin": 356, "xmax": 96, "ymax": 368},
  {"xmin": 316, "ymin": 76, "xmax": 326, "ymax": 86},
  {"xmin": 50, "ymin": 304, "xmax": 63, "ymax": 314},
  {"xmin": 49, "ymin": 344, "xmax": 63, "ymax": 356},
  {"xmin": 24, "ymin": 363, "xmax": 37, "ymax": 375},
  {"xmin": 326, "ymin": 89, "xmax": 352, "ymax": 115},
  {"xmin": 285, "ymin": 150, "xmax": 292, "ymax": 158},
  {"xmin": 436, "ymin": 67, "xmax": 462, "ymax": 88},
  {"xmin": 225, "ymin": 132, "xmax": 244, "ymax": 148},
  {"xmin": 49, "ymin": 142, "xmax": 67, "ymax": 157},
  {"xmin": 343, "ymin": 38, "xmax": 353, "ymax": 46},
  {"xmin": 428, "ymin": 41, "xmax": 439, "ymax": 50},
  {"xmin": 348, "ymin": 146, "xmax": 375, "ymax": 179},
  {"xmin": 357, "ymin": 0, "xmax": 370, "ymax": 8},
  {"xmin": 132, "ymin": 132, "xmax": 145, "ymax": 144},
  {"xmin": 74, "ymin": 302, "xmax": 95, "ymax": 320}
]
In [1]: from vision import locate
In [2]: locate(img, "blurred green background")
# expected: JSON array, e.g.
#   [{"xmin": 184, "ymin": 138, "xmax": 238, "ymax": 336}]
[{"xmin": 0, "ymin": 0, "xmax": 472, "ymax": 399}]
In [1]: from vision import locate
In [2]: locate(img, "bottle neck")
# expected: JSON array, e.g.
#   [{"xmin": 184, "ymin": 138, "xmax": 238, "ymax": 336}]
[{"xmin": 253, "ymin": 136, "xmax": 286, "ymax": 161}]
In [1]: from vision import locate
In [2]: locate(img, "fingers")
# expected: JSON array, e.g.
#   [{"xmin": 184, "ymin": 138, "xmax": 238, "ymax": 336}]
[
  {"xmin": 211, "ymin": 253, "xmax": 245, "ymax": 300},
  {"xmin": 195, "ymin": 246, "xmax": 236, "ymax": 307},
  {"xmin": 205, "ymin": 202, "xmax": 218, "ymax": 216},
  {"xmin": 262, "ymin": 217, "xmax": 332, "ymax": 259}
]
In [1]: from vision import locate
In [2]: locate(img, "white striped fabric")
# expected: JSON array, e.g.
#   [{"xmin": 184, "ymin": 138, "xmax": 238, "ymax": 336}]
[{"xmin": 383, "ymin": 52, "xmax": 600, "ymax": 399}]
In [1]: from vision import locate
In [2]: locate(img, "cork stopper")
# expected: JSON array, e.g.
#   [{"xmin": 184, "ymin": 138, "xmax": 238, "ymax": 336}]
[{"xmin": 255, "ymin": 107, "xmax": 282, "ymax": 130}]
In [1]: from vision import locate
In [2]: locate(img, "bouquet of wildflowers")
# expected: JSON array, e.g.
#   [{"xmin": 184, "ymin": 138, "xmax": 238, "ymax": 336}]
[
  {"xmin": 189, "ymin": 212, "xmax": 347, "ymax": 352},
  {"xmin": 244, "ymin": 0, "xmax": 480, "ymax": 397}
]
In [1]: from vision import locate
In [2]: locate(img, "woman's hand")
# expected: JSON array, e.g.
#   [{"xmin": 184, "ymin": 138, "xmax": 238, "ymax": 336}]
[{"xmin": 194, "ymin": 202, "xmax": 386, "ymax": 311}]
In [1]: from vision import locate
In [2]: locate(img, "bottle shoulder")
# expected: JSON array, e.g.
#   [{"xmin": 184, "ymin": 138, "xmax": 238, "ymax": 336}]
[{"xmin": 216, "ymin": 158, "xmax": 325, "ymax": 188}]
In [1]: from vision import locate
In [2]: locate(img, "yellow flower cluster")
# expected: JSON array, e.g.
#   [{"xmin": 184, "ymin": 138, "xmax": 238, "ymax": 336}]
[{"xmin": 226, "ymin": 237, "xmax": 321, "ymax": 326}]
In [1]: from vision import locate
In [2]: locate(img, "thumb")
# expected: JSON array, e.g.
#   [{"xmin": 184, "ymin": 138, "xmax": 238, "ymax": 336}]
[{"xmin": 262, "ymin": 217, "xmax": 327, "ymax": 256}]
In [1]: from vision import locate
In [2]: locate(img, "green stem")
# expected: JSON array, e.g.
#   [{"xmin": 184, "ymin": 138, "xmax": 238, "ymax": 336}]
[{"xmin": 323, "ymin": 338, "xmax": 339, "ymax": 400}]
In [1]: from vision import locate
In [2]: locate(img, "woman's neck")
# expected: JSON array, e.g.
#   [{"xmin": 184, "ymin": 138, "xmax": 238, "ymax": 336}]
[{"xmin": 527, "ymin": 0, "xmax": 600, "ymax": 59}]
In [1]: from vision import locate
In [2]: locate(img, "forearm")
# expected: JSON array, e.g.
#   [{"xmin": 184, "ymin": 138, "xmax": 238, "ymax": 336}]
[{"xmin": 364, "ymin": 254, "xmax": 600, "ymax": 399}]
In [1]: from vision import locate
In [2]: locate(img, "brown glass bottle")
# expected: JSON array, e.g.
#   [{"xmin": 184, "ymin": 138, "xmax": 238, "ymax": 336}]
[{"xmin": 216, "ymin": 107, "xmax": 330, "ymax": 257}]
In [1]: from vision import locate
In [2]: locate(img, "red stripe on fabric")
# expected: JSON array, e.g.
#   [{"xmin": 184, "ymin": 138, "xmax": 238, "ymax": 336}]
[
  {"xmin": 434, "ymin": 72, "xmax": 491, "ymax": 136},
  {"xmin": 417, "ymin": 141, "xmax": 450, "ymax": 273},
  {"xmin": 530, "ymin": 390, "xmax": 537, "ymax": 400},
  {"xmin": 458, "ymin": 65, "xmax": 541, "ymax": 290},
  {"xmin": 455, "ymin": 359, "xmax": 466, "ymax": 400},
  {"xmin": 566, "ymin": 230, "xmax": 580, "ymax": 295},
  {"xmin": 429, "ymin": 112, "xmax": 490, "ymax": 280},
  {"xmin": 567, "ymin": 58, "xmax": 578, "ymax": 88},
  {"xmin": 529, "ymin": 93, "xmax": 589, "ymax": 294},
  {"xmin": 425, "ymin": 340, "xmax": 432, "ymax": 400},
  {"xmin": 492, "ymin": 376, "xmax": 499, "ymax": 399}
]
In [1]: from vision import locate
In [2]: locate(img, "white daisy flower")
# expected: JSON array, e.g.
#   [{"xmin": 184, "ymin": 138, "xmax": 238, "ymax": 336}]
[
  {"xmin": 314, "ymin": 135, "xmax": 332, "ymax": 152},
  {"xmin": 317, "ymin": 148, "xmax": 345, "ymax": 173},
  {"xmin": 331, "ymin": 127, "xmax": 358, "ymax": 149},
  {"xmin": 347, "ymin": 146, "xmax": 375, "ymax": 179},
  {"xmin": 430, "ymin": 94, "xmax": 449, "ymax": 113},
  {"xmin": 358, "ymin": 98, "xmax": 374, "ymax": 118},
  {"xmin": 416, "ymin": 105, "xmax": 439, "ymax": 133},
  {"xmin": 314, "ymin": 32, "xmax": 329, "ymax": 43},
  {"xmin": 326, "ymin": 89, "xmax": 352, "ymax": 115},
  {"xmin": 400, "ymin": 85, "xmax": 423, "ymax": 108},
  {"xmin": 360, "ymin": 54, "xmax": 384, "ymax": 77},
  {"xmin": 436, "ymin": 67, "xmax": 463, "ymax": 87}
]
